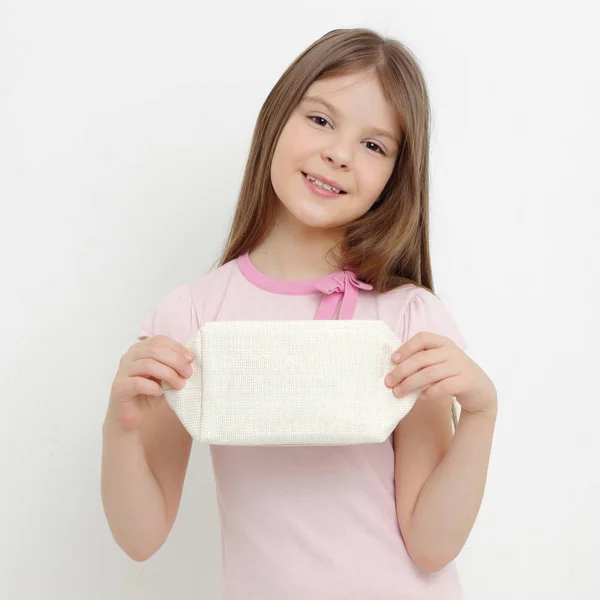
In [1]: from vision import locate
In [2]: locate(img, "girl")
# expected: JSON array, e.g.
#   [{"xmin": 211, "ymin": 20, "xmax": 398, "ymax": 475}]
[{"xmin": 102, "ymin": 28, "xmax": 498, "ymax": 599}]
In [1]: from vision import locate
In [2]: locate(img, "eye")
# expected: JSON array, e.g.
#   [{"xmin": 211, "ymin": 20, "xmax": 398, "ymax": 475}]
[
  {"xmin": 307, "ymin": 116, "xmax": 386, "ymax": 155},
  {"xmin": 308, "ymin": 115, "xmax": 332, "ymax": 129},
  {"xmin": 364, "ymin": 141, "xmax": 385, "ymax": 155}
]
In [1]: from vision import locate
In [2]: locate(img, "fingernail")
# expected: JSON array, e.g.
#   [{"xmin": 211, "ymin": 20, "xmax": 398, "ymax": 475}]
[
  {"xmin": 185, "ymin": 351, "xmax": 194, "ymax": 360},
  {"xmin": 393, "ymin": 352, "xmax": 402, "ymax": 362},
  {"xmin": 385, "ymin": 375, "xmax": 393, "ymax": 386}
]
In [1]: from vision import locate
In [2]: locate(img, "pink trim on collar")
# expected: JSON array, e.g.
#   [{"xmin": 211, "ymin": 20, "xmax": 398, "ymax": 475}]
[{"xmin": 236, "ymin": 251, "xmax": 372, "ymax": 320}]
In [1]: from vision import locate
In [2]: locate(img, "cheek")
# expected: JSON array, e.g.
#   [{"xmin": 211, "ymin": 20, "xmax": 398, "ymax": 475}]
[
  {"xmin": 270, "ymin": 134, "xmax": 300, "ymax": 198},
  {"xmin": 271, "ymin": 135, "xmax": 293, "ymax": 179},
  {"xmin": 272, "ymin": 138, "xmax": 300, "ymax": 182},
  {"xmin": 354, "ymin": 163, "xmax": 391, "ymax": 201},
  {"xmin": 340, "ymin": 167, "xmax": 392, "ymax": 219},
  {"xmin": 366, "ymin": 158, "xmax": 393, "ymax": 184},
  {"xmin": 275, "ymin": 116, "xmax": 307, "ymax": 156}
]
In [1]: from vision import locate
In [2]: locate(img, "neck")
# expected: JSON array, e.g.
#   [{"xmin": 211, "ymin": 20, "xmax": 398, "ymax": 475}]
[{"xmin": 251, "ymin": 212, "xmax": 344, "ymax": 280}]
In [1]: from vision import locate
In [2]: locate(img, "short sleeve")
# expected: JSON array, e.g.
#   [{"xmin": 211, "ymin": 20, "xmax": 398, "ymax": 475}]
[
  {"xmin": 401, "ymin": 287, "xmax": 468, "ymax": 351},
  {"xmin": 137, "ymin": 282, "xmax": 200, "ymax": 346}
]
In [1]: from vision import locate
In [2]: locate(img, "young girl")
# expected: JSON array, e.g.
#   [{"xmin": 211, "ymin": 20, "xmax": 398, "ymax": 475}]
[{"xmin": 102, "ymin": 28, "xmax": 498, "ymax": 599}]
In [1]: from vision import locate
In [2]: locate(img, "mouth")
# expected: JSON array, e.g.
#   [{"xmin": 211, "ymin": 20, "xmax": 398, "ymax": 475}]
[{"xmin": 301, "ymin": 172, "xmax": 347, "ymax": 195}]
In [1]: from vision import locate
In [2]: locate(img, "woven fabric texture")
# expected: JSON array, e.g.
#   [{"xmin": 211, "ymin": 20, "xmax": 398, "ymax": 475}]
[{"xmin": 162, "ymin": 319, "xmax": 452, "ymax": 446}]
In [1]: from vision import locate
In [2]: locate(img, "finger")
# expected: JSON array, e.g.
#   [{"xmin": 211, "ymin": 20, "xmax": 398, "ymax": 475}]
[
  {"xmin": 113, "ymin": 375, "xmax": 163, "ymax": 402},
  {"xmin": 386, "ymin": 347, "xmax": 444, "ymax": 388},
  {"xmin": 130, "ymin": 358, "xmax": 189, "ymax": 391},
  {"xmin": 392, "ymin": 361, "xmax": 459, "ymax": 398},
  {"xmin": 136, "ymin": 334, "xmax": 194, "ymax": 362},
  {"xmin": 393, "ymin": 332, "xmax": 447, "ymax": 363},
  {"xmin": 418, "ymin": 376, "xmax": 461, "ymax": 402},
  {"xmin": 132, "ymin": 339, "xmax": 193, "ymax": 380}
]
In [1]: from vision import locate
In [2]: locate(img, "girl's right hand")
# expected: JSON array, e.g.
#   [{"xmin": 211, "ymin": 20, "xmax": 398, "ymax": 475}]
[{"xmin": 107, "ymin": 335, "xmax": 194, "ymax": 433}]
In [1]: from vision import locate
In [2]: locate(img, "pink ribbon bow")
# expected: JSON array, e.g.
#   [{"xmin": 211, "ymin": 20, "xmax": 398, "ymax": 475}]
[{"xmin": 314, "ymin": 270, "xmax": 373, "ymax": 320}]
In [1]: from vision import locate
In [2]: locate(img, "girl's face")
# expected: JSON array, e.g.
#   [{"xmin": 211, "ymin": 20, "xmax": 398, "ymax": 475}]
[{"xmin": 270, "ymin": 71, "xmax": 401, "ymax": 233}]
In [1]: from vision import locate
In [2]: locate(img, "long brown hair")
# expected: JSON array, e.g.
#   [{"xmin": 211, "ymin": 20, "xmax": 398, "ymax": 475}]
[
  {"xmin": 213, "ymin": 28, "xmax": 463, "ymax": 428},
  {"xmin": 213, "ymin": 27, "xmax": 436, "ymax": 296}
]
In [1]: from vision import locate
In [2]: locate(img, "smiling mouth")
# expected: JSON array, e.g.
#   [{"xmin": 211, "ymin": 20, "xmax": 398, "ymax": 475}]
[{"xmin": 301, "ymin": 172, "xmax": 347, "ymax": 194}]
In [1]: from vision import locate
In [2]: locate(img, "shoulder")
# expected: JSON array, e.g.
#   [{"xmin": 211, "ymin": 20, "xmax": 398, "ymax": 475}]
[
  {"xmin": 137, "ymin": 257, "xmax": 238, "ymax": 345},
  {"xmin": 377, "ymin": 283, "xmax": 468, "ymax": 351}
]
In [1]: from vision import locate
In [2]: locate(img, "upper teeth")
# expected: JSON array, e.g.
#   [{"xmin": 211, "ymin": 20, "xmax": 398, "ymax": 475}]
[{"xmin": 306, "ymin": 173, "xmax": 342, "ymax": 194}]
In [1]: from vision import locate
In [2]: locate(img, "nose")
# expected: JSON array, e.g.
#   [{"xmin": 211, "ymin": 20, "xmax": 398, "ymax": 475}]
[{"xmin": 321, "ymin": 139, "xmax": 352, "ymax": 170}]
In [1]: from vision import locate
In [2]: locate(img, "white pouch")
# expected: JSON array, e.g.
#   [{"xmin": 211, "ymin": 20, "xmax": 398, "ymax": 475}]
[{"xmin": 161, "ymin": 320, "xmax": 459, "ymax": 446}]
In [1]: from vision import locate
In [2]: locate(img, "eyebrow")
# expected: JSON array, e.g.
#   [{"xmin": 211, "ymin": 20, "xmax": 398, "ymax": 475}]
[{"xmin": 301, "ymin": 94, "xmax": 399, "ymax": 146}]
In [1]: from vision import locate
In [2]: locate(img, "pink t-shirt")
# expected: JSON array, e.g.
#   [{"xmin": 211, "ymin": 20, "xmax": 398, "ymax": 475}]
[{"xmin": 138, "ymin": 251, "xmax": 468, "ymax": 599}]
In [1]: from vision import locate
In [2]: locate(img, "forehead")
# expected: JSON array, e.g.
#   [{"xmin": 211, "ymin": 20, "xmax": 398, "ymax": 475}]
[{"xmin": 300, "ymin": 73, "xmax": 400, "ymax": 141}]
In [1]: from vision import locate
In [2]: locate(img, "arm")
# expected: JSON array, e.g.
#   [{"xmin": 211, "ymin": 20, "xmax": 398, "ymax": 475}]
[
  {"xmin": 102, "ymin": 282, "xmax": 199, "ymax": 560},
  {"xmin": 394, "ymin": 396, "xmax": 498, "ymax": 573},
  {"xmin": 101, "ymin": 397, "xmax": 192, "ymax": 562}
]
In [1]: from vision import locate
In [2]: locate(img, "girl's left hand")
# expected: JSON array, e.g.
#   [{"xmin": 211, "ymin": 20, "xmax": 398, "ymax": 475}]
[{"xmin": 384, "ymin": 332, "xmax": 497, "ymax": 416}]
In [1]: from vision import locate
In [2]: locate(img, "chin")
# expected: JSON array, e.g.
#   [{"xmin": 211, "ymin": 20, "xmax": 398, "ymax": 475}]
[
  {"xmin": 297, "ymin": 208, "xmax": 351, "ymax": 230},
  {"xmin": 275, "ymin": 181, "xmax": 359, "ymax": 229}
]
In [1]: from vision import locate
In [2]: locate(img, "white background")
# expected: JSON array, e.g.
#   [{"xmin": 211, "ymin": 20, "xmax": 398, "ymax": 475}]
[{"xmin": 1, "ymin": 1, "xmax": 599, "ymax": 598}]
